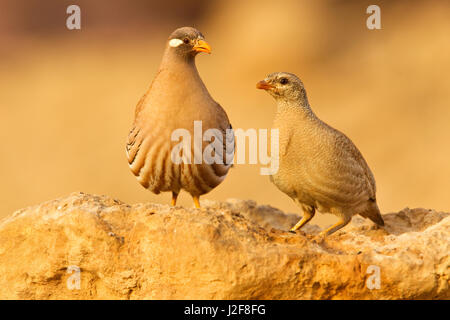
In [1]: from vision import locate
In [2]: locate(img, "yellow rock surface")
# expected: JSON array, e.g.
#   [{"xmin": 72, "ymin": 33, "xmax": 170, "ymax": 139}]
[{"xmin": 0, "ymin": 192, "xmax": 448, "ymax": 299}]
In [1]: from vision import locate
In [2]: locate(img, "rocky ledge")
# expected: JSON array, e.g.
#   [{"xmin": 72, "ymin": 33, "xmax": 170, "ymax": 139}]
[{"xmin": 0, "ymin": 192, "xmax": 448, "ymax": 299}]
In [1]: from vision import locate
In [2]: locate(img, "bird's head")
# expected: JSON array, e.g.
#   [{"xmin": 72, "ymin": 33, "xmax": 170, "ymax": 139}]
[
  {"xmin": 256, "ymin": 72, "xmax": 308, "ymax": 105},
  {"xmin": 167, "ymin": 27, "xmax": 211, "ymax": 58}
]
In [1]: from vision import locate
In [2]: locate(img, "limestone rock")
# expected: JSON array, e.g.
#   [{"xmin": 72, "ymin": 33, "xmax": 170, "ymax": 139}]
[{"xmin": 0, "ymin": 192, "xmax": 448, "ymax": 299}]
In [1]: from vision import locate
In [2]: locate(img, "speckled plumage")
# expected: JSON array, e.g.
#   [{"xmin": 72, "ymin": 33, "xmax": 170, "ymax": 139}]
[{"xmin": 257, "ymin": 72, "xmax": 384, "ymax": 236}]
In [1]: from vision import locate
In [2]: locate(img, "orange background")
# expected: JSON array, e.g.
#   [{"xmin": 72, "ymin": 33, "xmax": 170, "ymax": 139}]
[{"xmin": 1, "ymin": 0, "xmax": 449, "ymax": 226}]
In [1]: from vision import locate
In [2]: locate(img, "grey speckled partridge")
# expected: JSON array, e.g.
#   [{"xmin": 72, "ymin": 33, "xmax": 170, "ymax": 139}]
[
  {"xmin": 126, "ymin": 27, "xmax": 233, "ymax": 208},
  {"xmin": 257, "ymin": 72, "xmax": 384, "ymax": 236}
]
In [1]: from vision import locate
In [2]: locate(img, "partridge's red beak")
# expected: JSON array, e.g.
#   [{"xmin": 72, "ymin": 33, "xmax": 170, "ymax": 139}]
[
  {"xmin": 256, "ymin": 80, "xmax": 275, "ymax": 90},
  {"xmin": 193, "ymin": 39, "xmax": 211, "ymax": 54}
]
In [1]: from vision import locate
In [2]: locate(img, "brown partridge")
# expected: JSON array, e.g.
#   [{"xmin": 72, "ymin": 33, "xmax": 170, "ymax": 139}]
[
  {"xmin": 257, "ymin": 72, "xmax": 384, "ymax": 236},
  {"xmin": 126, "ymin": 27, "xmax": 234, "ymax": 208}
]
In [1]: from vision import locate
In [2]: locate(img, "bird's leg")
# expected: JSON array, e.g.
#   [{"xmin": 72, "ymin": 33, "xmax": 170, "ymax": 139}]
[
  {"xmin": 193, "ymin": 195, "xmax": 201, "ymax": 209},
  {"xmin": 290, "ymin": 206, "xmax": 315, "ymax": 232},
  {"xmin": 171, "ymin": 192, "xmax": 179, "ymax": 206},
  {"xmin": 319, "ymin": 216, "xmax": 351, "ymax": 237}
]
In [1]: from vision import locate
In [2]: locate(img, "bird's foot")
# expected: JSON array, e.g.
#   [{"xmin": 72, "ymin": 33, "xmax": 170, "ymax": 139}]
[
  {"xmin": 312, "ymin": 231, "xmax": 328, "ymax": 243},
  {"xmin": 318, "ymin": 230, "xmax": 328, "ymax": 238},
  {"xmin": 171, "ymin": 192, "xmax": 179, "ymax": 207},
  {"xmin": 193, "ymin": 195, "xmax": 201, "ymax": 209},
  {"xmin": 312, "ymin": 234, "xmax": 326, "ymax": 244}
]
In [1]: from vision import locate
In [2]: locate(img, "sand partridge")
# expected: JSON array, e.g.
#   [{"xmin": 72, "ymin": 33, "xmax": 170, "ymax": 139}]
[
  {"xmin": 126, "ymin": 27, "xmax": 234, "ymax": 208},
  {"xmin": 257, "ymin": 72, "xmax": 384, "ymax": 236}
]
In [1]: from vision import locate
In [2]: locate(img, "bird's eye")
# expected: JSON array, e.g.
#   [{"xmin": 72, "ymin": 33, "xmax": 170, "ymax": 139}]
[
  {"xmin": 280, "ymin": 78, "xmax": 288, "ymax": 85},
  {"xmin": 183, "ymin": 38, "xmax": 190, "ymax": 44}
]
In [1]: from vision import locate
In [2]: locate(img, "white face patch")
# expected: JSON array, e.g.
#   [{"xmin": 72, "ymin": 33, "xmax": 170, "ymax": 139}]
[{"xmin": 169, "ymin": 39, "xmax": 183, "ymax": 47}]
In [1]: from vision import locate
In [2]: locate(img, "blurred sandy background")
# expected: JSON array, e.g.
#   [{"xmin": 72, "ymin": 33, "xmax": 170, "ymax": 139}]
[{"xmin": 1, "ymin": 0, "xmax": 449, "ymax": 227}]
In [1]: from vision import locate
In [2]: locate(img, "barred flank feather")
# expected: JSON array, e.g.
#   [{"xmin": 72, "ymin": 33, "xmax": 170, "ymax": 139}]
[{"xmin": 126, "ymin": 27, "xmax": 233, "ymax": 205}]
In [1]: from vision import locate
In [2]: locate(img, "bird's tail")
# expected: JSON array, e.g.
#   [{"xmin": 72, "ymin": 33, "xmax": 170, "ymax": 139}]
[{"xmin": 359, "ymin": 200, "xmax": 384, "ymax": 226}]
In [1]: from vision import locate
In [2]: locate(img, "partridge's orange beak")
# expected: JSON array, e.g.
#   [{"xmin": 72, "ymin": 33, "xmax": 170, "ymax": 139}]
[
  {"xmin": 256, "ymin": 80, "xmax": 275, "ymax": 90},
  {"xmin": 193, "ymin": 39, "xmax": 211, "ymax": 54}
]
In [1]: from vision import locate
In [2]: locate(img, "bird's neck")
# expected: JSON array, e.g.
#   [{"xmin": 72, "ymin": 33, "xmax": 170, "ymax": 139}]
[
  {"xmin": 159, "ymin": 48, "xmax": 206, "ymax": 87},
  {"xmin": 158, "ymin": 47, "xmax": 212, "ymax": 103},
  {"xmin": 275, "ymin": 98, "xmax": 316, "ymax": 121},
  {"xmin": 161, "ymin": 47, "xmax": 197, "ymax": 70}
]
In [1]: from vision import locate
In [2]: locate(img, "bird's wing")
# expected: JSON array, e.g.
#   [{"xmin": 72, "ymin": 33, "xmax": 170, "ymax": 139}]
[
  {"xmin": 211, "ymin": 102, "xmax": 234, "ymax": 171},
  {"xmin": 134, "ymin": 92, "xmax": 147, "ymax": 118},
  {"xmin": 134, "ymin": 69, "xmax": 163, "ymax": 118},
  {"xmin": 126, "ymin": 123, "xmax": 143, "ymax": 171},
  {"xmin": 303, "ymin": 128, "xmax": 376, "ymax": 207},
  {"xmin": 127, "ymin": 89, "xmax": 151, "ymax": 168},
  {"xmin": 126, "ymin": 91, "xmax": 159, "ymax": 177},
  {"xmin": 335, "ymin": 132, "xmax": 377, "ymax": 198}
]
